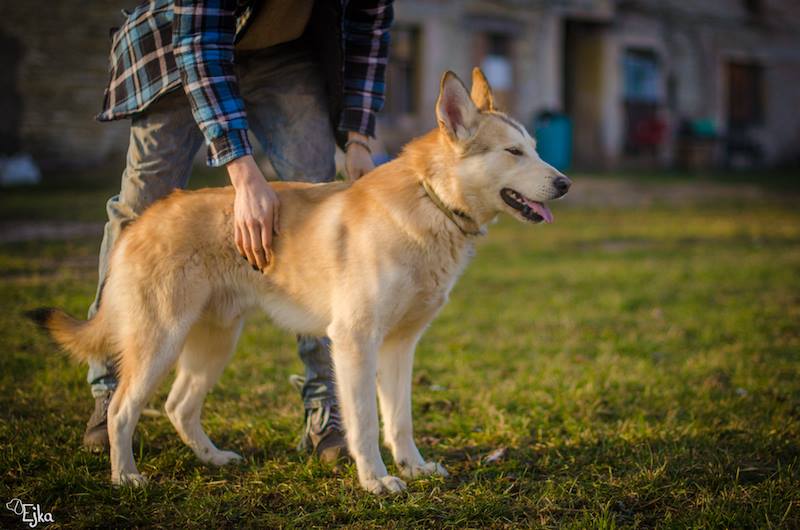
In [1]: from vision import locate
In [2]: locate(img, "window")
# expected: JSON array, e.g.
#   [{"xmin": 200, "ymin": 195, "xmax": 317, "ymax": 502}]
[
  {"xmin": 622, "ymin": 49, "xmax": 666, "ymax": 154},
  {"xmin": 744, "ymin": 0, "xmax": 764, "ymax": 17},
  {"xmin": 727, "ymin": 61, "xmax": 764, "ymax": 129},
  {"xmin": 479, "ymin": 32, "xmax": 514, "ymax": 111},
  {"xmin": 384, "ymin": 26, "xmax": 420, "ymax": 118},
  {"xmin": 623, "ymin": 49, "xmax": 663, "ymax": 103}
]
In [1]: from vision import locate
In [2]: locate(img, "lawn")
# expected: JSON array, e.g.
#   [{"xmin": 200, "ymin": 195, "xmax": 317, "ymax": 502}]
[{"xmin": 1, "ymin": 172, "xmax": 799, "ymax": 528}]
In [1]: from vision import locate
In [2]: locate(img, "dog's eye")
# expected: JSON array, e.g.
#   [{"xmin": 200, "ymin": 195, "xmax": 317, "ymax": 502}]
[{"xmin": 505, "ymin": 147, "xmax": 524, "ymax": 156}]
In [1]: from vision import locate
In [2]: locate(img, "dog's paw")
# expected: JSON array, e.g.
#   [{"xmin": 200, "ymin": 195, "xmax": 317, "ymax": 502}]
[
  {"xmin": 114, "ymin": 472, "xmax": 148, "ymax": 487},
  {"xmin": 362, "ymin": 475, "xmax": 407, "ymax": 495},
  {"xmin": 399, "ymin": 460, "xmax": 449, "ymax": 479},
  {"xmin": 207, "ymin": 450, "xmax": 243, "ymax": 466}
]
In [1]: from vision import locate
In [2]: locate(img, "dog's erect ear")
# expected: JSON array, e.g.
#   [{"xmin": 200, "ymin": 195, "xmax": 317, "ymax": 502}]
[
  {"xmin": 436, "ymin": 71, "xmax": 479, "ymax": 142},
  {"xmin": 470, "ymin": 67, "xmax": 495, "ymax": 112}
]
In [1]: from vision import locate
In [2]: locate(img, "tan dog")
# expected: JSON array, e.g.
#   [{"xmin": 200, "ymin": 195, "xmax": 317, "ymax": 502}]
[{"xmin": 31, "ymin": 69, "xmax": 570, "ymax": 493}]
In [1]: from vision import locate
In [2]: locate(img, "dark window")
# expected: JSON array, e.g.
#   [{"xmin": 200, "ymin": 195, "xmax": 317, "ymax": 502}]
[
  {"xmin": 384, "ymin": 26, "xmax": 420, "ymax": 118},
  {"xmin": 0, "ymin": 30, "xmax": 23, "ymax": 155},
  {"xmin": 487, "ymin": 32, "xmax": 511, "ymax": 56},
  {"xmin": 744, "ymin": 0, "xmax": 763, "ymax": 17},
  {"xmin": 727, "ymin": 61, "xmax": 764, "ymax": 128}
]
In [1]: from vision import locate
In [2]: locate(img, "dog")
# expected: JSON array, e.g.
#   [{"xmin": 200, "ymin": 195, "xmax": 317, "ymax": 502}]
[{"xmin": 30, "ymin": 68, "xmax": 570, "ymax": 494}]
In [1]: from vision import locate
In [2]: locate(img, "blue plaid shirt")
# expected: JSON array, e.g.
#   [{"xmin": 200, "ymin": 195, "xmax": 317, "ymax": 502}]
[{"xmin": 98, "ymin": 0, "xmax": 393, "ymax": 167}]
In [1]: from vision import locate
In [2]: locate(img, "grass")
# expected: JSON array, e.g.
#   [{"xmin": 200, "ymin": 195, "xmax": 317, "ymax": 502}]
[{"xmin": 1, "ymin": 170, "xmax": 799, "ymax": 528}]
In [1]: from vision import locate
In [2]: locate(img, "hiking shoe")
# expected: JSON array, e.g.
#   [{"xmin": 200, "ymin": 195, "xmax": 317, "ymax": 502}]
[
  {"xmin": 83, "ymin": 390, "xmax": 112, "ymax": 452},
  {"xmin": 291, "ymin": 375, "xmax": 349, "ymax": 463},
  {"xmin": 300, "ymin": 402, "xmax": 349, "ymax": 463}
]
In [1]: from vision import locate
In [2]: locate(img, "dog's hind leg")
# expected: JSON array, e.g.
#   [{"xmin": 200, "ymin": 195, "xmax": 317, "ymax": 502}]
[
  {"xmin": 378, "ymin": 331, "xmax": 448, "ymax": 480},
  {"xmin": 165, "ymin": 315, "xmax": 244, "ymax": 466},
  {"xmin": 109, "ymin": 330, "xmax": 184, "ymax": 486}
]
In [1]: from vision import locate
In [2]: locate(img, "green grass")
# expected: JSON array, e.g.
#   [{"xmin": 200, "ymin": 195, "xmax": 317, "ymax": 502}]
[{"xmin": 1, "ymin": 174, "xmax": 799, "ymax": 528}]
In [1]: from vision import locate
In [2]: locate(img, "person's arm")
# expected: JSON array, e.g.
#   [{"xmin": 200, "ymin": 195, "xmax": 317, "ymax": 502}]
[
  {"xmin": 172, "ymin": 0, "xmax": 278, "ymax": 270},
  {"xmin": 340, "ymin": 0, "xmax": 394, "ymax": 180}
]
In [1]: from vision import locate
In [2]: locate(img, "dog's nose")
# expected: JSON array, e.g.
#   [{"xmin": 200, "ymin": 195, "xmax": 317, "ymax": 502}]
[{"xmin": 553, "ymin": 176, "xmax": 571, "ymax": 196}]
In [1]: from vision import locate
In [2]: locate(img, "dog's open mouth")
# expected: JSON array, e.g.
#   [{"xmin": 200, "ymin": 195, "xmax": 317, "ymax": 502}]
[{"xmin": 500, "ymin": 188, "xmax": 554, "ymax": 223}]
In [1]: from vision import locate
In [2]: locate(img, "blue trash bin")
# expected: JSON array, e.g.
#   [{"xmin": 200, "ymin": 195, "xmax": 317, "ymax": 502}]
[{"xmin": 533, "ymin": 111, "xmax": 572, "ymax": 171}]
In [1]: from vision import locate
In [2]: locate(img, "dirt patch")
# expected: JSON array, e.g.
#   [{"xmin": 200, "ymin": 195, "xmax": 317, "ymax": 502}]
[{"xmin": 565, "ymin": 177, "xmax": 772, "ymax": 207}]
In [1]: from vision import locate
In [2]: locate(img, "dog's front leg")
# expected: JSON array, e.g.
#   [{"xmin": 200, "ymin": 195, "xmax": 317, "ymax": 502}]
[
  {"xmin": 328, "ymin": 326, "xmax": 406, "ymax": 494},
  {"xmin": 378, "ymin": 333, "xmax": 448, "ymax": 480}
]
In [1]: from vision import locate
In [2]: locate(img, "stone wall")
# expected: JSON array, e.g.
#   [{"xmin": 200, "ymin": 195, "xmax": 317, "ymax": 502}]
[{"xmin": 1, "ymin": 2, "xmax": 130, "ymax": 170}]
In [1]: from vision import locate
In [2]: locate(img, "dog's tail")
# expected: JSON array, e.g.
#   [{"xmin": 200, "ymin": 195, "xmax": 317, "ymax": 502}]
[{"xmin": 26, "ymin": 307, "xmax": 112, "ymax": 363}]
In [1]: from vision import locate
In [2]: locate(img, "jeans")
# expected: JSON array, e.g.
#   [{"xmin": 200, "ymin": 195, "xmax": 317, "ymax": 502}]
[{"xmin": 87, "ymin": 40, "xmax": 337, "ymax": 409}]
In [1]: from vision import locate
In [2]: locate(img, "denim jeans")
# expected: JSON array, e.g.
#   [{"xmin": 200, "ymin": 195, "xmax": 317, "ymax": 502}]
[{"xmin": 87, "ymin": 40, "xmax": 337, "ymax": 409}]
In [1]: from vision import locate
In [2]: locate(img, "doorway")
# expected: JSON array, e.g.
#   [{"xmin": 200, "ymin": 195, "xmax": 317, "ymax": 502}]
[{"xmin": 562, "ymin": 19, "xmax": 607, "ymax": 169}]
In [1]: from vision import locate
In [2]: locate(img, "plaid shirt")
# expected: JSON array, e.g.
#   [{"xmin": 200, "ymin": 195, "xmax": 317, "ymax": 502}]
[{"xmin": 98, "ymin": 0, "xmax": 393, "ymax": 167}]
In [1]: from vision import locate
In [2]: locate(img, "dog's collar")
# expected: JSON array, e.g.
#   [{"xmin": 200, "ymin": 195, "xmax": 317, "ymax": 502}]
[{"xmin": 420, "ymin": 180, "xmax": 484, "ymax": 237}]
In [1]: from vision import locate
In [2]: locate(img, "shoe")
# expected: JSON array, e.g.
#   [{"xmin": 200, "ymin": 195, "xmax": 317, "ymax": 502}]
[
  {"xmin": 291, "ymin": 375, "xmax": 349, "ymax": 464},
  {"xmin": 301, "ymin": 402, "xmax": 349, "ymax": 463},
  {"xmin": 83, "ymin": 390, "xmax": 112, "ymax": 452}
]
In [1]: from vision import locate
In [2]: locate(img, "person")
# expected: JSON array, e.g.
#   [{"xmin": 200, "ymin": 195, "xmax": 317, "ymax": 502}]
[{"xmin": 83, "ymin": 0, "xmax": 393, "ymax": 463}]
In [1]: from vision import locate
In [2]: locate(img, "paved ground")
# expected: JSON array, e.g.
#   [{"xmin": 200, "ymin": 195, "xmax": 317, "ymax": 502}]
[{"xmin": 566, "ymin": 176, "xmax": 772, "ymax": 207}]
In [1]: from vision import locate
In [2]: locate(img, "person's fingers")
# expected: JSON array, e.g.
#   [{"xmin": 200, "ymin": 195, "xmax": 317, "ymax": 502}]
[
  {"xmin": 345, "ymin": 153, "xmax": 354, "ymax": 181},
  {"xmin": 235, "ymin": 223, "xmax": 246, "ymax": 260},
  {"xmin": 351, "ymin": 162, "xmax": 362, "ymax": 180},
  {"xmin": 346, "ymin": 149, "xmax": 374, "ymax": 180},
  {"xmin": 242, "ymin": 221, "xmax": 258, "ymax": 268},
  {"xmin": 272, "ymin": 196, "xmax": 281, "ymax": 236},
  {"xmin": 261, "ymin": 217, "xmax": 273, "ymax": 266},
  {"xmin": 248, "ymin": 221, "xmax": 267, "ymax": 270}
]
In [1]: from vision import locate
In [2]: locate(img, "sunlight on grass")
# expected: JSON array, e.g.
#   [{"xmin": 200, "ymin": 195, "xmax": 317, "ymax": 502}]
[{"xmin": 1, "ymin": 181, "xmax": 798, "ymax": 527}]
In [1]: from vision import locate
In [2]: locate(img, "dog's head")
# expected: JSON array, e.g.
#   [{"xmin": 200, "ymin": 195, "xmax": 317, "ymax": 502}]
[
  {"xmin": 435, "ymin": 69, "xmax": 571, "ymax": 224},
  {"xmin": 6, "ymin": 498, "xmax": 23, "ymax": 515}
]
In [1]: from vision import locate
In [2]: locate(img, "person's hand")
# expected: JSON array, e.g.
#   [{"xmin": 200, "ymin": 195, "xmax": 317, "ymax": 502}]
[
  {"xmin": 227, "ymin": 155, "xmax": 280, "ymax": 271},
  {"xmin": 345, "ymin": 132, "xmax": 375, "ymax": 180}
]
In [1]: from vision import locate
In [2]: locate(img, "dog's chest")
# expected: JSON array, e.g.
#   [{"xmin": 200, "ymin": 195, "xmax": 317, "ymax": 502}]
[{"xmin": 409, "ymin": 239, "xmax": 474, "ymax": 308}]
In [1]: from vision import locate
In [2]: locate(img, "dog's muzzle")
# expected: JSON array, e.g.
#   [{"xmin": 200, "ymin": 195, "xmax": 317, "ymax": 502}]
[{"xmin": 500, "ymin": 188, "xmax": 554, "ymax": 223}]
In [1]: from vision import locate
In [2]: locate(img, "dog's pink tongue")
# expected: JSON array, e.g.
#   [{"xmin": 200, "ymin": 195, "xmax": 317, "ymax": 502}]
[{"xmin": 530, "ymin": 201, "xmax": 554, "ymax": 223}]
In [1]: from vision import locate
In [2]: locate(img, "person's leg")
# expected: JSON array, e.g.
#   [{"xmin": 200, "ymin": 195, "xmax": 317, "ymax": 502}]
[
  {"xmin": 83, "ymin": 90, "xmax": 204, "ymax": 450},
  {"xmin": 237, "ymin": 43, "xmax": 342, "ymax": 459}
]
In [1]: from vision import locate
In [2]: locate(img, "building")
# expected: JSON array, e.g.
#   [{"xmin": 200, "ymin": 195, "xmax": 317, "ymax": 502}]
[
  {"xmin": 1, "ymin": 1, "xmax": 799, "ymax": 172},
  {"xmin": 0, "ymin": 2, "xmax": 130, "ymax": 170},
  {"xmin": 381, "ymin": 0, "xmax": 800, "ymax": 169}
]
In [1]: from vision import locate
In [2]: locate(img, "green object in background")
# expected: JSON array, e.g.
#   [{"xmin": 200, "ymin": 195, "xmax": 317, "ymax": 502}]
[
  {"xmin": 691, "ymin": 119, "xmax": 717, "ymax": 138},
  {"xmin": 533, "ymin": 111, "xmax": 572, "ymax": 171}
]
